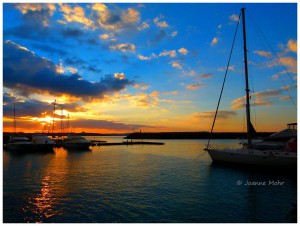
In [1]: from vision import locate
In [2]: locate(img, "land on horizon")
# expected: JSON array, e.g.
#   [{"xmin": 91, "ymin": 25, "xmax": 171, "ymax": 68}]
[{"xmin": 3, "ymin": 131, "xmax": 275, "ymax": 144}]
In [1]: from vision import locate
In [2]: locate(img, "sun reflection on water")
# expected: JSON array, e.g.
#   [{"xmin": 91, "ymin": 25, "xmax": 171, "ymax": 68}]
[
  {"xmin": 22, "ymin": 148, "xmax": 70, "ymax": 222},
  {"xmin": 28, "ymin": 175, "xmax": 56, "ymax": 221}
]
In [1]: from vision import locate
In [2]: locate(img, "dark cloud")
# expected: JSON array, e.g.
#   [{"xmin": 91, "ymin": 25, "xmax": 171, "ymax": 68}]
[
  {"xmin": 3, "ymin": 94, "xmax": 53, "ymax": 117},
  {"xmin": 30, "ymin": 43, "xmax": 68, "ymax": 56},
  {"xmin": 85, "ymin": 38, "xmax": 100, "ymax": 45},
  {"xmin": 4, "ymin": 24, "xmax": 51, "ymax": 41},
  {"xmin": 22, "ymin": 8, "xmax": 53, "ymax": 27},
  {"xmin": 64, "ymin": 57, "xmax": 87, "ymax": 66},
  {"xmin": 74, "ymin": 119, "xmax": 158, "ymax": 131},
  {"xmin": 91, "ymin": 10, "xmax": 122, "ymax": 29},
  {"xmin": 64, "ymin": 57, "xmax": 102, "ymax": 74},
  {"xmin": 3, "ymin": 92, "xmax": 89, "ymax": 118},
  {"xmin": 149, "ymin": 30, "xmax": 167, "ymax": 45},
  {"xmin": 121, "ymin": 54, "xmax": 130, "ymax": 64},
  {"xmin": 60, "ymin": 27, "xmax": 85, "ymax": 38},
  {"xmin": 3, "ymin": 40, "xmax": 134, "ymax": 100},
  {"xmin": 103, "ymin": 59, "xmax": 118, "ymax": 64},
  {"xmin": 85, "ymin": 65, "xmax": 103, "ymax": 73},
  {"xmin": 4, "ymin": 4, "xmax": 56, "ymax": 42}
]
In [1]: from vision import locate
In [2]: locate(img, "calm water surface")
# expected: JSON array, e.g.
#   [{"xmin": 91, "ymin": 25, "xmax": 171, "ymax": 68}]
[{"xmin": 3, "ymin": 137, "xmax": 297, "ymax": 223}]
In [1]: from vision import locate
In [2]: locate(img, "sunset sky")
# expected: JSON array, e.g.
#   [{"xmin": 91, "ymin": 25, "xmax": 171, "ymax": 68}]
[{"xmin": 3, "ymin": 3, "xmax": 297, "ymax": 133}]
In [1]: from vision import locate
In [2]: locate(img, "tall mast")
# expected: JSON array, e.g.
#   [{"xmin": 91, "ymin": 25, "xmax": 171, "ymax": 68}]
[
  {"xmin": 241, "ymin": 8, "xmax": 252, "ymax": 148},
  {"xmin": 52, "ymin": 100, "xmax": 56, "ymax": 138},
  {"xmin": 13, "ymin": 103, "xmax": 16, "ymax": 133},
  {"xmin": 61, "ymin": 105, "xmax": 63, "ymax": 136}
]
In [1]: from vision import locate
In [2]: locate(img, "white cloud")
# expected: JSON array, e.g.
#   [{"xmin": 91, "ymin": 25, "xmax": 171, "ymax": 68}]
[
  {"xmin": 229, "ymin": 14, "xmax": 239, "ymax": 22},
  {"xmin": 99, "ymin": 34, "xmax": 110, "ymax": 40},
  {"xmin": 178, "ymin": 47, "xmax": 188, "ymax": 55},
  {"xmin": 170, "ymin": 61, "xmax": 182, "ymax": 70},
  {"xmin": 138, "ymin": 53, "xmax": 157, "ymax": 60},
  {"xmin": 159, "ymin": 50, "xmax": 177, "ymax": 58},
  {"xmin": 109, "ymin": 43, "xmax": 136, "ymax": 52},
  {"xmin": 211, "ymin": 37, "xmax": 218, "ymax": 46},
  {"xmin": 218, "ymin": 65, "xmax": 235, "ymax": 71},
  {"xmin": 138, "ymin": 21, "xmax": 150, "ymax": 30},
  {"xmin": 59, "ymin": 3, "xmax": 94, "ymax": 29},
  {"xmin": 154, "ymin": 16, "xmax": 169, "ymax": 28},
  {"xmin": 114, "ymin": 72, "xmax": 125, "ymax": 80},
  {"xmin": 92, "ymin": 3, "xmax": 141, "ymax": 31},
  {"xmin": 171, "ymin": 31, "xmax": 178, "ymax": 37},
  {"xmin": 122, "ymin": 8, "xmax": 140, "ymax": 24}
]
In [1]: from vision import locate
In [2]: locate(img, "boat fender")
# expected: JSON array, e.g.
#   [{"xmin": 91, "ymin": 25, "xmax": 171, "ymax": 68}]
[{"xmin": 286, "ymin": 138, "xmax": 297, "ymax": 153}]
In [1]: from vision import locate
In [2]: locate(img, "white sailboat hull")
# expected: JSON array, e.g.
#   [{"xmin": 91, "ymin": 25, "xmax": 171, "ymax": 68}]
[{"xmin": 207, "ymin": 148, "xmax": 297, "ymax": 168}]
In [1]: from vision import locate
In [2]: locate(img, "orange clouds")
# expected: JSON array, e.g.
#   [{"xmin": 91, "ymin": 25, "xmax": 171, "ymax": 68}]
[
  {"xmin": 287, "ymin": 39, "xmax": 297, "ymax": 53},
  {"xmin": 194, "ymin": 110, "xmax": 237, "ymax": 119},
  {"xmin": 211, "ymin": 37, "xmax": 218, "ymax": 46},
  {"xmin": 186, "ymin": 83, "xmax": 204, "ymax": 90},
  {"xmin": 59, "ymin": 3, "xmax": 93, "ymax": 28},
  {"xmin": 254, "ymin": 50, "xmax": 271, "ymax": 58},
  {"xmin": 154, "ymin": 16, "xmax": 169, "ymax": 28}
]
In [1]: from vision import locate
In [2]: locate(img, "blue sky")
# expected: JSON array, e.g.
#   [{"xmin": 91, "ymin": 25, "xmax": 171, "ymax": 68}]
[{"xmin": 3, "ymin": 3, "xmax": 297, "ymax": 133}]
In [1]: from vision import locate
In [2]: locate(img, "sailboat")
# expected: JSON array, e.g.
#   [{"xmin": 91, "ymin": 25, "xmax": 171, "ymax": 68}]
[
  {"xmin": 5, "ymin": 104, "xmax": 33, "ymax": 151},
  {"xmin": 205, "ymin": 8, "xmax": 297, "ymax": 168}
]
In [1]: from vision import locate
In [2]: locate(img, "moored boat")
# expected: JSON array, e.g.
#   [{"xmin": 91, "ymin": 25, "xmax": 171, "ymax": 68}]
[
  {"xmin": 31, "ymin": 134, "xmax": 56, "ymax": 151},
  {"xmin": 205, "ymin": 8, "xmax": 297, "ymax": 169},
  {"xmin": 63, "ymin": 134, "xmax": 91, "ymax": 150},
  {"xmin": 5, "ymin": 135, "xmax": 33, "ymax": 151}
]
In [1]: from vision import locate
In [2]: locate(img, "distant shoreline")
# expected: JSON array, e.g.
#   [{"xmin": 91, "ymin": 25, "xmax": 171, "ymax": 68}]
[
  {"xmin": 3, "ymin": 131, "xmax": 275, "ymax": 144},
  {"xmin": 124, "ymin": 132, "xmax": 274, "ymax": 140}
]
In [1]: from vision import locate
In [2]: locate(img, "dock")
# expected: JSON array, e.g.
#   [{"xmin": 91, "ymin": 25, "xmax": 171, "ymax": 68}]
[
  {"xmin": 94, "ymin": 141, "xmax": 164, "ymax": 146},
  {"xmin": 90, "ymin": 140, "xmax": 107, "ymax": 146}
]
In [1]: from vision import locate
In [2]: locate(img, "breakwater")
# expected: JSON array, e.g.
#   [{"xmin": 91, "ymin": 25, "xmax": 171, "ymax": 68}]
[{"xmin": 125, "ymin": 132, "xmax": 274, "ymax": 140}]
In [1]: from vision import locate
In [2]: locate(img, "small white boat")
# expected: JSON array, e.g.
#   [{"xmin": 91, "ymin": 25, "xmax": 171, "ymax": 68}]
[
  {"xmin": 5, "ymin": 135, "xmax": 33, "ymax": 151},
  {"xmin": 63, "ymin": 134, "xmax": 91, "ymax": 150},
  {"xmin": 31, "ymin": 134, "xmax": 56, "ymax": 151}
]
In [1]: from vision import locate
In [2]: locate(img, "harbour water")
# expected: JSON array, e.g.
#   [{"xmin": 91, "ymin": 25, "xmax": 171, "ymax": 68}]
[{"xmin": 3, "ymin": 137, "xmax": 297, "ymax": 223}]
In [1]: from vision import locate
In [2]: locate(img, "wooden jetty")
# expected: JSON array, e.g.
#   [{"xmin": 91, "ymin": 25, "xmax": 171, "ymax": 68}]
[
  {"xmin": 95, "ymin": 141, "xmax": 164, "ymax": 146},
  {"xmin": 90, "ymin": 140, "xmax": 107, "ymax": 146}
]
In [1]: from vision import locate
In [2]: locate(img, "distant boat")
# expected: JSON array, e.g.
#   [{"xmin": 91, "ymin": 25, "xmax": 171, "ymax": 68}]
[
  {"xmin": 205, "ymin": 8, "xmax": 297, "ymax": 168},
  {"xmin": 31, "ymin": 134, "xmax": 56, "ymax": 151},
  {"xmin": 5, "ymin": 135, "xmax": 33, "ymax": 151},
  {"xmin": 63, "ymin": 134, "xmax": 91, "ymax": 150}
]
